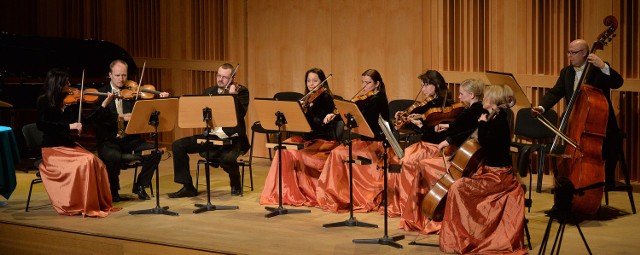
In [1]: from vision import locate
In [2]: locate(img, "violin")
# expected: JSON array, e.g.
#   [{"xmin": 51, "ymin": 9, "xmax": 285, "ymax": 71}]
[
  {"xmin": 300, "ymin": 86, "xmax": 327, "ymax": 113},
  {"xmin": 419, "ymin": 102, "xmax": 465, "ymax": 127},
  {"xmin": 121, "ymin": 80, "xmax": 165, "ymax": 99},
  {"xmin": 351, "ymin": 90, "xmax": 376, "ymax": 102},
  {"xmin": 393, "ymin": 96, "xmax": 434, "ymax": 130}
]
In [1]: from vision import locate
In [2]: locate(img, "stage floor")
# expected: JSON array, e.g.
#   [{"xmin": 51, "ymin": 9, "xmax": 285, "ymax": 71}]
[{"xmin": 1, "ymin": 155, "xmax": 639, "ymax": 254}]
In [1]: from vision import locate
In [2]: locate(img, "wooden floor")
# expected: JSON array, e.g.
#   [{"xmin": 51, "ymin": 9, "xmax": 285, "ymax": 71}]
[{"xmin": 1, "ymin": 155, "xmax": 639, "ymax": 255}]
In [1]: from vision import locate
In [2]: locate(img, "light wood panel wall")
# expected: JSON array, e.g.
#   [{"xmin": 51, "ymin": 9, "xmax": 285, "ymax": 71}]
[{"xmin": 1, "ymin": 0, "xmax": 638, "ymax": 180}]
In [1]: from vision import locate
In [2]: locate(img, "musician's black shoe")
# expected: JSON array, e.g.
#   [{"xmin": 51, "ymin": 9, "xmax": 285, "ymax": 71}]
[
  {"xmin": 231, "ymin": 186, "xmax": 242, "ymax": 196},
  {"xmin": 137, "ymin": 186, "xmax": 151, "ymax": 200},
  {"xmin": 132, "ymin": 185, "xmax": 139, "ymax": 194},
  {"xmin": 112, "ymin": 193, "xmax": 121, "ymax": 203},
  {"xmin": 168, "ymin": 185, "xmax": 197, "ymax": 198}
]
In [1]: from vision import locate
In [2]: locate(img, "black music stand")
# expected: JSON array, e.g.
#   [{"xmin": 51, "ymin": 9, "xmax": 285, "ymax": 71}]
[
  {"xmin": 322, "ymin": 99, "xmax": 377, "ymax": 228},
  {"xmin": 538, "ymin": 177, "xmax": 592, "ymax": 255},
  {"xmin": 178, "ymin": 95, "xmax": 239, "ymax": 214},
  {"xmin": 353, "ymin": 116, "xmax": 406, "ymax": 248},
  {"xmin": 127, "ymin": 98, "xmax": 179, "ymax": 216},
  {"xmin": 254, "ymin": 98, "xmax": 312, "ymax": 218}
]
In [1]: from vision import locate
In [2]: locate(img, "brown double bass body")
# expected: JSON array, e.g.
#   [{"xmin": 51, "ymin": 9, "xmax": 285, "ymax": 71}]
[{"xmin": 554, "ymin": 16, "xmax": 618, "ymax": 215}]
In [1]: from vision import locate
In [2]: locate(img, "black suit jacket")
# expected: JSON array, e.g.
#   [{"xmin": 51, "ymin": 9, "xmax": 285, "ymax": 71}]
[
  {"xmin": 93, "ymin": 83, "xmax": 142, "ymax": 145},
  {"xmin": 203, "ymin": 85, "xmax": 250, "ymax": 153},
  {"xmin": 540, "ymin": 63, "xmax": 624, "ymax": 133}
]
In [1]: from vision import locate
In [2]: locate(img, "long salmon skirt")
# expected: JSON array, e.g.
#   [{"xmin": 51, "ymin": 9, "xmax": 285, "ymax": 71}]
[
  {"xmin": 260, "ymin": 136, "xmax": 338, "ymax": 207},
  {"xmin": 39, "ymin": 145, "xmax": 114, "ymax": 217},
  {"xmin": 316, "ymin": 140, "xmax": 384, "ymax": 212},
  {"xmin": 399, "ymin": 153, "xmax": 450, "ymax": 233},
  {"xmin": 439, "ymin": 166, "xmax": 526, "ymax": 255},
  {"xmin": 385, "ymin": 141, "xmax": 442, "ymax": 217}
]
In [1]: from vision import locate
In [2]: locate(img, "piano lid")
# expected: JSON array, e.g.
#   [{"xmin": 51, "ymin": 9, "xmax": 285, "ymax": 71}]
[{"xmin": 0, "ymin": 33, "xmax": 137, "ymax": 81}]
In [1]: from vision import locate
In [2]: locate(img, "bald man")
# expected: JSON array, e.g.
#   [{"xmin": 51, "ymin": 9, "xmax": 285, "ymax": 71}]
[{"xmin": 532, "ymin": 39, "xmax": 624, "ymax": 188}]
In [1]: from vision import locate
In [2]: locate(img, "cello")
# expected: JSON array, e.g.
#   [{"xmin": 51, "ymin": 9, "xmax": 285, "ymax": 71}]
[{"xmin": 537, "ymin": 16, "xmax": 618, "ymax": 215}]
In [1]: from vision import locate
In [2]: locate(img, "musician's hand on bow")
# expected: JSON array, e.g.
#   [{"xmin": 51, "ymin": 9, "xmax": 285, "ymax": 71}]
[
  {"xmin": 531, "ymin": 106, "xmax": 544, "ymax": 118},
  {"xmin": 228, "ymin": 84, "xmax": 239, "ymax": 94},
  {"xmin": 323, "ymin": 113, "xmax": 336, "ymax": 124},
  {"xmin": 587, "ymin": 53, "xmax": 606, "ymax": 69},
  {"xmin": 437, "ymin": 140, "xmax": 449, "ymax": 150},
  {"xmin": 101, "ymin": 92, "xmax": 115, "ymax": 108},
  {"xmin": 434, "ymin": 123, "xmax": 449, "ymax": 133},
  {"xmin": 70, "ymin": 122, "xmax": 83, "ymax": 133},
  {"xmin": 121, "ymin": 113, "xmax": 132, "ymax": 121}
]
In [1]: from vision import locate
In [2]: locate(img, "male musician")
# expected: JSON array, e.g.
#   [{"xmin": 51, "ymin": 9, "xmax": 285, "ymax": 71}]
[
  {"xmin": 94, "ymin": 59, "xmax": 170, "ymax": 202},
  {"xmin": 168, "ymin": 63, "xmax": 250, "ymax": 197},
  {"xmin": 532, "ymin": 39, "xmax": 624, "ymax": 188}
]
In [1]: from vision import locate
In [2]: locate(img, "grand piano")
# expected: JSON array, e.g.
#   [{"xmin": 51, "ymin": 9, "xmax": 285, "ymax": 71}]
[{"xmin": 0, "ymin": 33, "xmax": 138, "ymax": 160}]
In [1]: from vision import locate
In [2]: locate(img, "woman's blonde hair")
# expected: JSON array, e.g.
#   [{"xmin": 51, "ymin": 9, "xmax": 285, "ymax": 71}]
[
  {"xmin": 459, "ymin": 79, "xmax": 484, "ymax": 101},
  {"xmin": 483, "ymin": 84, "xmax": 514, "ymax": 106}
]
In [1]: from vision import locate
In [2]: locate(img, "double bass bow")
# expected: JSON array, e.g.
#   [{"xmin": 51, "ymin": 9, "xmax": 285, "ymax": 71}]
[{"xmin": 536, "ymin": 16, "xmax": 618, "ymax": 215}]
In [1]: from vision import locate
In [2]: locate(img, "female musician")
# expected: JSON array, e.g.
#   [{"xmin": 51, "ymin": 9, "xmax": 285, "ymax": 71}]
[
  {"xmin": 260, "ymin": 68, "xmax": 341, "ymax": 206},
  {"xmin": 37, "ymin": 68, "xmax": 116, "ymax": 217},
  {"xmin": 399, "ymin": 78, "xmax": 485, "ymax": 233},
  {"xmin": 316, "ymin": 69, "xmax": 390, "ymax": 212},
  {"xmin": 385, "ymin": 70, "xmax": 453, "ymax": 216},
  {"xmin": 439, "ymin": 84, "xmax": 526, "ymax": 255}
]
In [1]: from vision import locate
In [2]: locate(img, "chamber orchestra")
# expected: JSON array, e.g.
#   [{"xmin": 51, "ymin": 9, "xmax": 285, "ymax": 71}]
[{"xmin": 1, "ymin": 14, "xmax": 633, "ymax": 255}]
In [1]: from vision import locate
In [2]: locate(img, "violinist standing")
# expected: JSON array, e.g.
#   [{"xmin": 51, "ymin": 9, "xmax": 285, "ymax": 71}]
[
  {"xmin": 400, "ymin": 78, "xmax": 485, "ymax": 234},
  {"xmin": 94, "ymin": 59, "xmax": 169, "ymax": 202},
  {"xmin": 260, "ymin": 68, "xmax": 341, "ymax": 207},
  {"xmin": 316, "ymin": 69, "xmax": 390, "ymax": 212},
  {"xmin": 532, "ymin": 39, "xmax": 624, "ymax": 188},
  {"xmin": 385, "ymin": 70, "xmax": 452, "ymax": 217},
  {"xmin": 169, "ymin": 63, "xmax": 249, "ymax": 198},
  {"xmin": 37, "ymin": 68, "xmax": 116, "ymax": 217},
  {"xmin": 440, "ymin": 84, "xmax": 526, "ymax": 255}
]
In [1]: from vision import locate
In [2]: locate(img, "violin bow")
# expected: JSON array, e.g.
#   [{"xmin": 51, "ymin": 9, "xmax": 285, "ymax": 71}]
[
  {"xmin": 77, "ymin": 69, "xmax": 85, "ymax": 134},
  {"xmin": 135, "ymin": 61, "xmax": 146, "ymax": 100},
  {"xmin": 223, "ymin": 64, "xmax": 240, "ymax": 93}
]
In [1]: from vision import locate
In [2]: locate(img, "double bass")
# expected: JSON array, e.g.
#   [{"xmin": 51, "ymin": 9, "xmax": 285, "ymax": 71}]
[{"xmin": 537, "ymin": 16, "xmax": 618, "ymax": 215}]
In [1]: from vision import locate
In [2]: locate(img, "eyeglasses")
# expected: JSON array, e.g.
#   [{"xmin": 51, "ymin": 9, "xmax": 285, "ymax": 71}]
[
  {"xmin": 216, "ymin": 74, "xmax": 231, "ymax": 80},
  {"xmin": 567, "ymin": 49, "xmax": 585, "ymax": 56}
]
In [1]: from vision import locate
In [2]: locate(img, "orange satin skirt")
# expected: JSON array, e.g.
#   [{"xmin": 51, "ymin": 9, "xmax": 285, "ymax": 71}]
[
  {"xmin": 260, "ymin": 136, "xmax": 338, "ymax": 207},
  {"xmin": 385, "ymin": 141, "xmax": 442, "ymax": 217},
  {"xmin": 398, "ymin": 152, "xmax": 449, "ymax": 234},
  {"xmin": 40, "ymin": 145, "xmax": 115, "ymax": 217},
  {"xmin": 316, "ymin": 140, "xmax": 384, "ymax": 213},
  {"xmin": 439, "ymin": 166, "xmax": 527, "ymax": 255}
]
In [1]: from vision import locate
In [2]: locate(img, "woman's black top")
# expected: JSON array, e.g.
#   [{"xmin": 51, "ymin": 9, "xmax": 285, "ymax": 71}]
[
  {"xmin": 36, "ymin": 96, "xmax": 105, "ymax": 148},
  {"xmin": 302, "ymin": 90, "xmax": 338, "ymax": 141},
  {"xmin": 477, "ymin": 110, "xmax": 512, "ymax": 167},
  {"xmin": 354, "ymin": 92, "xmax": 390, "ymax": 141}
]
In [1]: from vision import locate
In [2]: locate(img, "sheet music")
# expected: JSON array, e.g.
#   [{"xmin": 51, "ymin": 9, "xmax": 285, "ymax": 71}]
[{"xmin": 378, "ymin": 115, "xmax": 404, "ymax": 159}]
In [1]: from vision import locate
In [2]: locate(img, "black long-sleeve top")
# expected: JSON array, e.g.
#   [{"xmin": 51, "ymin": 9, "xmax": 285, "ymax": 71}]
[
  {"xmin": 354, "ymin": 92, "xmax": 390, "ymax": 141},
  {"xmin": 443, "ymin": 102, "xmax": 485, "ymax": 147},
  {"xmin": 414, "ymin": 97, "xmax": 452, "ymax": 144},
  {"xmin": 37, "ymin": 96, "xmax": 106, "ymax": 147},
  {"xmin": 477, "ymin": 110, "xmax": 512, "ymax": 167},
  {"xmin": 302, "ymin": 90, "xmax": 337, "ymax": 141}
]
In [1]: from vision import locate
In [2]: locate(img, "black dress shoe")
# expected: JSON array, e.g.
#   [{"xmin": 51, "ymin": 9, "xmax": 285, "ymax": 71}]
[
  {"xmin": 231, "ymin": 186, "xmax": 242, "ymax": 196},
  {"xmin": 112, "ymin": 193, "xmax": 121, "ymax": 203},
  {"xmin": 132, "ymin": 185, "xmax": 139, "ymax": 194},
  {"xmin": 137, "ymin": 186, "xmax": 151, "ymax": 200},
  {"xmin": 168, "ymin": 186, "xmax": 197, "ymax": 198}
]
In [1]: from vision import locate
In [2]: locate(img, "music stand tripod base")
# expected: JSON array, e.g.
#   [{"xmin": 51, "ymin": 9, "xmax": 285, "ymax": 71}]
[
  {"xmin": 129, "ymin": 206, "xmax": 178, "ymax": 216},
  {"xmin": 323, "ymin": 218, "xmax": 378, "ymax": 228},
  {"xmin": 264, "ymin": 206, "xmax": 311, "ymax": 218},
  {"xmin": 353, "ymin": 235, "xmax": 405, "ymax": 249}
]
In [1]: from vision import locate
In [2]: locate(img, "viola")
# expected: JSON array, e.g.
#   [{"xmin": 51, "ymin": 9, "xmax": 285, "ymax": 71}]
[
  {"xmin": 121, "ymin": 80, "xmax": 165, "ymax": 100},
  {"xmin": 393, "ymin": 96, "xmax": 434, "ymax": 130}
]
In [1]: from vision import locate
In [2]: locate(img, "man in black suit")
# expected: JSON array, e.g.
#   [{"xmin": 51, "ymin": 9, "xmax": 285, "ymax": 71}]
[
  {"xmin": 532, "ymin": 39, "xmax": 624, "ymax": 187},
  {"xmin": 94, "ymin": 59, "xmax": 169, "ymax": 202},
  {"xmin": 168, "ymin": 63, "xmax": 250, "ymax": 197}
]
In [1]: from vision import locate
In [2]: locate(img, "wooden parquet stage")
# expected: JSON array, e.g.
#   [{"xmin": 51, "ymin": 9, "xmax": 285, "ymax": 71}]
[{"xmin": 1, "ymin": 157, "xmax": 639, "ymax": 255}]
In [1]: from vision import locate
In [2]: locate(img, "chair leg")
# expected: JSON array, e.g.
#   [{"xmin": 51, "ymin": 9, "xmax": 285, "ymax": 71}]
[
  {"xmin": 249, "ymin": 165, "xmax": 254, "ymax": 191},
  {"xmin": 618, "ymin": 150, "xmax": 636, "ymax": 214},
  {"xmin": 241, "ymin": 164, "xmax": 245, "ymax": 197},
  {"xmin": 26, "ymin": 178, "xmax": 42, "ymax": 212},
  {"xmin": 536, "ymin": 147, "xmax": 546, "ymax": 193},
  {"xmin": 196, "ymin": 160, "xmax": 203, "ymax": 193},
  {"xmin": 524, "ymin": 217, "xmax": 532, "ymax": 250}
]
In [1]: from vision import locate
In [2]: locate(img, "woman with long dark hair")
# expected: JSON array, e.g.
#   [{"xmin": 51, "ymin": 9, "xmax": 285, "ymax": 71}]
[
  {"xmin": 260, "ymin": 68, "xmax": 341, "ymax": 206},
  {"xmin": 37, "ymin": 68, "xmax": 116, "ymax": 217}
]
